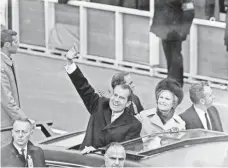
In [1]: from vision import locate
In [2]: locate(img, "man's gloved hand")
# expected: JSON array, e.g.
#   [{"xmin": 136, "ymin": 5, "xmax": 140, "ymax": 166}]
[{"xmin": 80, "ymin": 146, "xmax": 97, "ymax": 154}]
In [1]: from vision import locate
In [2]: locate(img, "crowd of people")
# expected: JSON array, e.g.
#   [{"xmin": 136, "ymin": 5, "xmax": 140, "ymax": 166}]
[{"xmin": 1, "ymin": 0, "xmax": 228, "ymax": 167}]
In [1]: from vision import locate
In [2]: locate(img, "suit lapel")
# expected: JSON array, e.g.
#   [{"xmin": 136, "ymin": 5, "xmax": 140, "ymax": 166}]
[
  {"xmin": 103, "ymin": 107, "xmax": 112, "ymax": 125},
  {"xmin": 10, "ymin": 142, "xmax": 26, "ymax": 167},
  {"xmin": 1, "ymin": 53, "xmax": 20, "ymax": 106},
  {"xmin": 27, "ymin": 142, "xmax": 34, "ymax": 167},
  {"xmin": 190, "ymin": 105, "xmax": 205, "ymax": 129},
  {"xmin": 1, "ymin": 52, "xmax": 13, "ymax": 66},
  {"xmin": 207, "ymin": 106, "xmax": 223, "ymax": 131}
]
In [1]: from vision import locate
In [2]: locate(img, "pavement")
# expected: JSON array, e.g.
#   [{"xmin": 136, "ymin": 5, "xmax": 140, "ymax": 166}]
[{"xmin": 12, "ymin": 53, "xmax": 228, "ymax": 132}]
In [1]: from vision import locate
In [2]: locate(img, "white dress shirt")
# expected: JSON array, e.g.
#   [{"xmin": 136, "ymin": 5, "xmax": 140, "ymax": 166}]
[
  {"xmin": 194, "ymin": 105, "xmax": 212, "ymax": 130},
  {"xmin": 13, "ymin": 143, "xmax": 27, "ymax": 159},
  {"xmin": 65, "ymin": 62, "xmax": 77, "ymax": 74},
  {"xmin": 111, "ymin": 111, "xmax": 124, "ymax": 123}
]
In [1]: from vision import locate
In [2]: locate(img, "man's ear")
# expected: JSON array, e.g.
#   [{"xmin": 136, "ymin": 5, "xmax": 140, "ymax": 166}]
[
  {"xmin": 4, "ymin": 42, "xmax": 11, "ymax": 48},
  {"xmin": 200, "ymin": 98, "xmax": 205, "ymax": 105}
]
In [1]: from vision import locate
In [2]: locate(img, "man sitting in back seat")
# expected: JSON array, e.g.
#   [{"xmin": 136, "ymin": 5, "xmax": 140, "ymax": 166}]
[{"xmin": 64, "ymin": 44, "xmax": 142, "ymax": 154}]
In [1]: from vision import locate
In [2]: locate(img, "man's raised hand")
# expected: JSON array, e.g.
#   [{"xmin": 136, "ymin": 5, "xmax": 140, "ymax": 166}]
[{"xmin": 65, "ymin": 43, "xmax": 79, "ymax": 60}]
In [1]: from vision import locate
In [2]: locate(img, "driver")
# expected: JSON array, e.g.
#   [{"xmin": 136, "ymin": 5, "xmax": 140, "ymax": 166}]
[{"xmin": 64, "ymin": 44, "xmax": 142, "ymax": 154}]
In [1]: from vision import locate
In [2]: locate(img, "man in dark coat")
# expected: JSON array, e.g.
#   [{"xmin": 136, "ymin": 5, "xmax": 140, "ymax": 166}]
[
  {"xmin": 150, "ymin": 0, "xmax": 194, "ymax": 87},
  {"xmin": 180, "ymin": 82, "xmax": 223, "ymax": 132},
  {"xmin": 64, "ymin": 45, "xmax": 142, "ymax": 153},
  {"xmin": 1, "ymin": 119, "xmax": 46, "ymax": 167}
]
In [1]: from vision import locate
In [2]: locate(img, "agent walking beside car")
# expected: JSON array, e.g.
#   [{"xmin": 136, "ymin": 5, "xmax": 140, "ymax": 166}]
[{"xmin": 1, "ymin": 28, "xmax": 28, "ymax": 146}]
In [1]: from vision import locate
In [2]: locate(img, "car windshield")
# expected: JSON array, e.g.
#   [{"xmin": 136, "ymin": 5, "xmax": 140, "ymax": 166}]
[{"xmin": 122, "ymin": 129, "xmax": 227, "ymax": 155}]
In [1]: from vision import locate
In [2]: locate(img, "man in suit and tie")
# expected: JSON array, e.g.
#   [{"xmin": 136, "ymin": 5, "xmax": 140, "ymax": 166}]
[
  {"xmin": 1, "ymin": 119, "xmax": 46, "ymax": 167},
  {"xmin": 1, "ymin": 28, "xmax": 28, "ymax": 146},
  {"xmin": 180, "ymin": 82, "xmax": 223, "ymax": 131},
  {"xmin": 150, "ymin": 0, "xmax": 194, "ymax": 87},
  {"xmin": 64, "ymin": 44, "xmax": 142, "ymax": 154}
]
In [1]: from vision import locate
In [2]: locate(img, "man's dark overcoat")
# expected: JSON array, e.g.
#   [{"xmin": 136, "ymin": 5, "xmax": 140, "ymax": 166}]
[
  {"xmin": 68, "ymin": 67, "xmax": 142, "ymax": 150},
  {"xmin": 180, "ymin": 105, "xmax": 223, "ymax": 132},
  {"xmin": 1, "ymin": 141, "xmax": 46, "ymax": 167}
]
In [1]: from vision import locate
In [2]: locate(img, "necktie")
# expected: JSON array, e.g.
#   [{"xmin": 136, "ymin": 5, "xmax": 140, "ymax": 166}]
[
  {"xmin": 205, "ymin": 113, "xmax": 211, "ymax": 130},
  {"xmin": 21, "ymin": 149, "xmax": 26, "ymax": 160},
  {"xmin": 11, "ymin": 63, "xmax": 20, "ymax": 106}
]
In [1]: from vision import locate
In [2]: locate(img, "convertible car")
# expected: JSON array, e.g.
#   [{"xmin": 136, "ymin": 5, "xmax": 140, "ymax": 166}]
[{"xmin": 1, "ymin": 121, "xmax": 228, "ymax": 167}]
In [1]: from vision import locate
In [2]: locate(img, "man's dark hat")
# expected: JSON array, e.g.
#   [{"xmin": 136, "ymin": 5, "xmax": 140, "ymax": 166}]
[{"xmin": 155, "ymin": 78, "xmax": 183, "ymax": 105}]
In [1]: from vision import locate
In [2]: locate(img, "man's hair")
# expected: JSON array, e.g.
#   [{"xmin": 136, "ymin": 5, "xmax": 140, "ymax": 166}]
[
  {"xmin": 105, "ymin": 142, "xmax": 126, "ymax": 156},
  {"xmin": 13, "ymin": 118, "xmax": 32, "ymax": 130},
  {"xmin": 1, "ymin": 29, "xmax": 17, "ymax": 48},
  {"xmin": 189, "ymin": 81, "xmax": 210, "ymax": 104},
  {"xmin": 114, "ymin": 84, "xmax": 132, "ymax": 102},
  {"xmin": 111, "ymin": 72, "xmax": 130, "ymax": 89}
]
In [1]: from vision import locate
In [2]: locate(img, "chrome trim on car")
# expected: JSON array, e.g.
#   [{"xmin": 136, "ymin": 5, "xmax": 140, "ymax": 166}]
[{"xmin": 46, "ymin": 160, "xmax": 92, "ymax": 168}]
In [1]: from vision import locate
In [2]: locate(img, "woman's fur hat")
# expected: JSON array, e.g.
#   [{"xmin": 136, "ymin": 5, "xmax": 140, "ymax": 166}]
[{"xmin": 155, "ymin": 78, "xmax": 183, "ymax": 105}]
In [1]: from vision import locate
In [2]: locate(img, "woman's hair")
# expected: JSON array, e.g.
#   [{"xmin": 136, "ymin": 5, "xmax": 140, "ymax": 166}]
[{"xmin": 155, "ymin": 78, "xmax": 183, "ymax": 106}]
